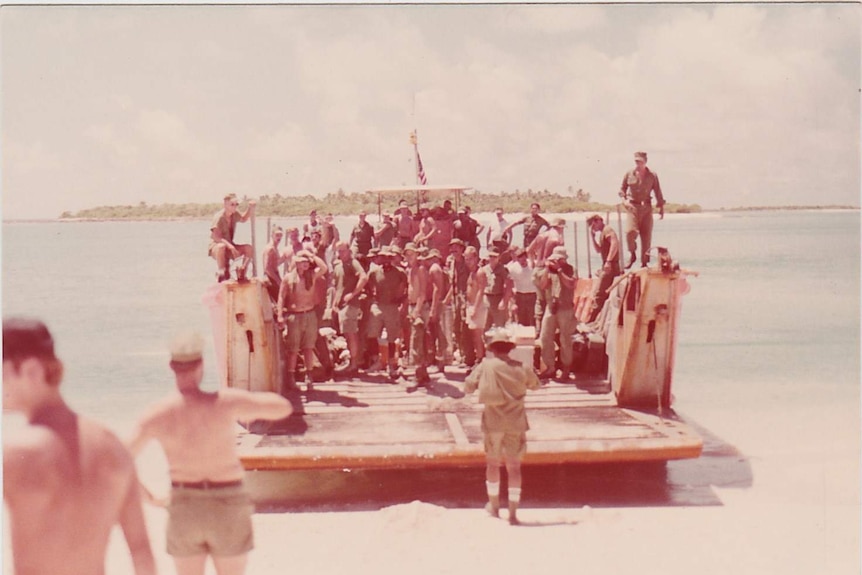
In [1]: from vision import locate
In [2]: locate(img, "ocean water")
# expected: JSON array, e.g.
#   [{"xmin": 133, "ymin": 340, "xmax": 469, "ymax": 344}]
[{"xmin": 1, "ymin": 210, "xmax": 859, "ymax": 433}]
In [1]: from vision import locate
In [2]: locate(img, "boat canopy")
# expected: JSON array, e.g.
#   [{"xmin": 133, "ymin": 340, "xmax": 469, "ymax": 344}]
[{"xmin": 366, "ymin": 185, "xmax": 473, "ymax": 218}]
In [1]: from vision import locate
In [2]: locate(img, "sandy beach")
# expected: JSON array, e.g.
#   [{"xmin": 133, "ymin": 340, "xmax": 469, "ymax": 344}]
[{"xmin": 85, "ymin": 389, "xmax": 859, "ymax": 575}]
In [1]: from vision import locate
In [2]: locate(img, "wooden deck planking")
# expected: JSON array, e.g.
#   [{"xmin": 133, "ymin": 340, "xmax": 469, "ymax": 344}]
[{"xmin": 237, "ymin": 372, "xmax": 702, "ymax": 470}]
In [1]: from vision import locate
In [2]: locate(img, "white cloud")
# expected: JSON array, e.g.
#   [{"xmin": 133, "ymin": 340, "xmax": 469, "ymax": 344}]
[{"xmin": 0, "ymin": 4, "xmax": 858, "ymax": 219}]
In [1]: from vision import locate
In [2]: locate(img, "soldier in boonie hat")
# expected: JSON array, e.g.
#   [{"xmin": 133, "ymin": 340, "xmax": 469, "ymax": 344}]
[
  {"xmin": 552, "ymin": 217, "xmax": 566, "ymax": 228},
  {"xmin": 403, "ymin": 242, "xmax": 418, "ymax": 253},
  {"xmin": 484, "ymin": 327, "xmax": 516, "ymax": 354},
  {"xmin": 449, "ymin": 238, "xmax": 465, "ymax": 247},
  {"xmin": 586, "ymin": 214, "xmax": 603, "ymax": 225},
  {"xmin": 170, "ymin": 331, "xmax": 204, "ymax": 364}
]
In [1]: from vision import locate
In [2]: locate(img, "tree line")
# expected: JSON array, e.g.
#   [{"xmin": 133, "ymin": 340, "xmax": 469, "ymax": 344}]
[{"xmin": 60, "ymin": 188, "xmax": 702, "ymax": 220}]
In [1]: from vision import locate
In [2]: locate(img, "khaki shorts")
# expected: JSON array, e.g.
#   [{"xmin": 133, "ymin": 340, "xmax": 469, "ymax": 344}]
[
  {"xmin": 338, "ymin": 303, "xmax": 362, "ymax": 335},
  {"xmin": 466, "ymin": 302, "xmax": 488, "ymax": 331},
  {"xmin": 484, "ymin": 431, "xmax": 527, "ymax": 461},
  {"xmin": 285, "ymin": 309, "xmax": 318, "ymax": 352},
  {"xmin": 167, "ymin": 485, "xmax": 254, "ymax": 557},
  {"xmin": 366, "ymin": 303, "xmax": 401, "ymax": 341}
]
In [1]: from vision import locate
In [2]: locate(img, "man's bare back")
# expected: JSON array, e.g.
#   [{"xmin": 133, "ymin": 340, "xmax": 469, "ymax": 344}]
[
  {"xmin": 3, "ymin": 317, "xmax": 155, "ymax": 575},
  {"xmin": 131, "ymin": 388, "xmax": 289, "ymax": 483},
  {"xmin": 5, "ymin": 411, "xmax": 152, "ymax": 575}
]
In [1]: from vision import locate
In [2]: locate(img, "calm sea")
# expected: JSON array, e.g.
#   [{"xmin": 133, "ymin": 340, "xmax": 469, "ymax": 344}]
[{"xmin": 2, "ymin": 210, "xmax": 859, "ymax": 433}]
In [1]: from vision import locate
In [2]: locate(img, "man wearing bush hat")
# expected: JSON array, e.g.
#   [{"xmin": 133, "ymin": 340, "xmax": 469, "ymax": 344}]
[{"xmin": 464, "ymin": 327, "xmax": 540, "ymax": 525}]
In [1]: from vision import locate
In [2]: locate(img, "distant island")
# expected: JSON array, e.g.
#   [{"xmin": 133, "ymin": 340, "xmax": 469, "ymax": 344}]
[
  {"xmin": 59, "ymin": 188, "xmax": 703, "ymax": 220},
  {"xmin": 55, "ymin": 188, "xmax": 857, "ymax": 221}
]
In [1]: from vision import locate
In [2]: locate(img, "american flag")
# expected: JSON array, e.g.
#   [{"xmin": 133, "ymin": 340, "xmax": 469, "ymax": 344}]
[
  {"xmin": 416, "ymin": 150, "xmax": 428, "ymax": 185},
  {"xmin": 411, "ymin": 130, "xmax": 428, "ymax": 185}
]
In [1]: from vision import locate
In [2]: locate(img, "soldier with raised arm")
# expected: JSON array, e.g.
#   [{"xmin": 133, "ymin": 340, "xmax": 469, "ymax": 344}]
[
  {"xmin": 209, "ymin": 193, "xmax": 256, "ymax": 282},
  {"xmin": 128, "ymin": 331, "xmax": 292, "ymax": 575},
  {"xmin": 464, "ymin": 328, "xmax": 540, "ymax": 525}
]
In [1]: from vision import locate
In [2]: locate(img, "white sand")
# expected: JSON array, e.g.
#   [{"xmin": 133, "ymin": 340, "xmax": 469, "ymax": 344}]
[{"xmin": 89, "ymin": 397, "xmax": 860, "ymax": 575}]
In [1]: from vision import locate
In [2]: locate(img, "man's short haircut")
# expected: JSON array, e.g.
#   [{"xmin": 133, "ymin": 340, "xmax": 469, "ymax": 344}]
[
  {"xmin": 3, "ymin": 317, "xmax": 63, "ymax": 385},
  {"xmin": 531, "ymin": 202, "xmax": 541, "ymax": 210}
]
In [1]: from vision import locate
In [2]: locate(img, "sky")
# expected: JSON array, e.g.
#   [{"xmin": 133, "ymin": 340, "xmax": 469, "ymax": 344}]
[{"xmin": 1, "ymin": 2, "xmax": 859, "ymax": 220}]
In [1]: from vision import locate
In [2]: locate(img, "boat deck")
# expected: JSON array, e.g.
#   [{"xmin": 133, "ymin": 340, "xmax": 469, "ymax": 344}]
[{"xmin": 236, "ymin": 367, "xmax": 702, "ymax": 471}]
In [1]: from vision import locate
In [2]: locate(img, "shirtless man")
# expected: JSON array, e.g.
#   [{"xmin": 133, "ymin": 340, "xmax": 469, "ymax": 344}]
[
  {"xmin": 302, "ymin": 209, "xmax": 322, "ymax": 239},
  {"xmin": 464, "ymin": 246, "xmax": 488, "ymax": 364},
  {"xmin": 128, "ymin": 331, "xmax": 292, "ymax": 575},
  {"xmin": 413, "ymin": 207, "xmax": 437, "ymax": 247},
  {"xmin": 209, "ymin": 193, "xmax": 256, "ymax": 282},
  {"xmin": 277, "ymin": 250, "xmax": 328, "ymax": 393},
  {"xmin": 366, "ymin": 248, "xmax": 408, "ymax": 380},
  {"xmin": 280, "ymin": 227, "xmax": 302, "ymax": 275},
  {"xmin": 404, "ymin": 243, "xmax": 430, "ymax": 387},
  {"xmin": 425, "ymin": 249, "xmax": 453, "ymax": 368},
  {"xmin": 261, "ymin": 225, "xmax": 285, "ymax": 302},
  {"xmin": 3, "ymin": 317, "xmax": 156, "ymax": 575},
  {"xmin": 394, "ymin": 200, "xmax": 417, "ymax": 249},
  {"xmin": 331, "ymin": 241, "xmax": 369, "ymax": 376},
  {"xmin": 374, "ymin": 212, "xmax": 396, "ymax": 248}
]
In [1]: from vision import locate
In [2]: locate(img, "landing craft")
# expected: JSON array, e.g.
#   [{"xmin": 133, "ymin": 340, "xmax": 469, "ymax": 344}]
[{"xmin": 203, "ymin": 196, "xmax": 701, "ymax": 496}]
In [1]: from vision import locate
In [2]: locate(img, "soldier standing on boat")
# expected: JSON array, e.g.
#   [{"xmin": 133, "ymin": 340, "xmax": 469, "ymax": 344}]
[
  {"xmin": 586, "ymin": 214, "xmax": 621, "ymax": 322},
  {"xmin": 209, "ymin": 193, "xmax": 256, "ymax": 283},
  {"xmin": 277, "ymin": 250, "xmax": 328, "ymax": 393},
  {"xmin": 365, "ymin": 248, "xmax": 409, "ymax": 381},
  {"xmin": 331, "ymin": 241, "xmax": 369, "ymax": 378},
  {"xmin": 505, "ymin": 202, "xmax": 549, "ymax": 249},
  {"xmin": 374, "ymin": 212, "xmax": 396, "ymax": 248},
  {"xmin": 480, "ymin": 248, "xmax": 512, "ymax": 330},
  {"xmin": 394, "ymin": 200, "xmax": 417, "ymax": 249},
  {"xmin": 261, "ymin": 225, "xmax": 285, "ymax": 303},
  {"xmin": 404, "ymin": 243, "xmax": 431, "ymax": 388},
  {"xmin": 447, "ymin": 238, "xmax": 475, "ymax": 368},
  {"xmin": 128, "ymin": 331, "xmax": 292, "ymax": 575},
  {"xmin": 350, "ymin": 210, "xmax": 375, "ymax": 257},
  {"xmin": 619, "ymin": 150, "xmax": 665, "ymax": 268},
  {"xmin": 3, "ymin": 317, "xmax": 157, "ymax": 575},
  {"xmin": 464, "ymin": 328, "xmax": 540, "ymax": 526},
  {"xmin": 537, "ymin": 247, "xmax": 577, "ymax": 381},
  {"xmin": 464, "ymin": 246, "xmax": 488, "ymax": 365}
]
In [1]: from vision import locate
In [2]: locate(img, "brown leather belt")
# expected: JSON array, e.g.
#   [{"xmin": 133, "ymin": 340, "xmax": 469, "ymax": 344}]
[{"xmin": 171, "ymin": 479, "xmax": 243, "ymax": 490}]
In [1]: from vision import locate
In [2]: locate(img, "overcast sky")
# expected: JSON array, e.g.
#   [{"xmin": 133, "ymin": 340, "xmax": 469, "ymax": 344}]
[{"xmin": 1, "ymin": 3, "xmax": 859, "ymax": 219}]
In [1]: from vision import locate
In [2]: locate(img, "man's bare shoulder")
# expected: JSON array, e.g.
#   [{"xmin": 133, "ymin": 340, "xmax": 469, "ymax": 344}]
[
  {"xmin": 4, "ymin": 418, "xmax": 60, "ymax": 462},
  {"xmin": 77, "ymin": 416, "xmax": 136, "ymax": 466}
]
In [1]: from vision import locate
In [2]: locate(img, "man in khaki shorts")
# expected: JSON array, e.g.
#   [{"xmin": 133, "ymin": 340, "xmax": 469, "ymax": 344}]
[
  {"xmin": 277, "ymin": 250, "xmax": 329, "ymax": 392},
  {"xmin": 464, "ymin": 328, "xmax": 540, "ymax": 525},
  {"xmin": 128, "ymin": 331, "xmax": 293, "ymax": 575}
]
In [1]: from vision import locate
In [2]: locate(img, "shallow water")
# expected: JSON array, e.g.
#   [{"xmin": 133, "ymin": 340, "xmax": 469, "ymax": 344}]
[{"xmin": 2, "ymin": 210, "xmax": 859, "ymax": 434}]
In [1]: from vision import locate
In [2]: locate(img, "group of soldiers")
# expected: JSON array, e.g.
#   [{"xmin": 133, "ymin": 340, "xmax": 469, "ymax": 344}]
[{"xmin": 208, "ymin": 150, "xmax": 664, "ymax": 393}]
